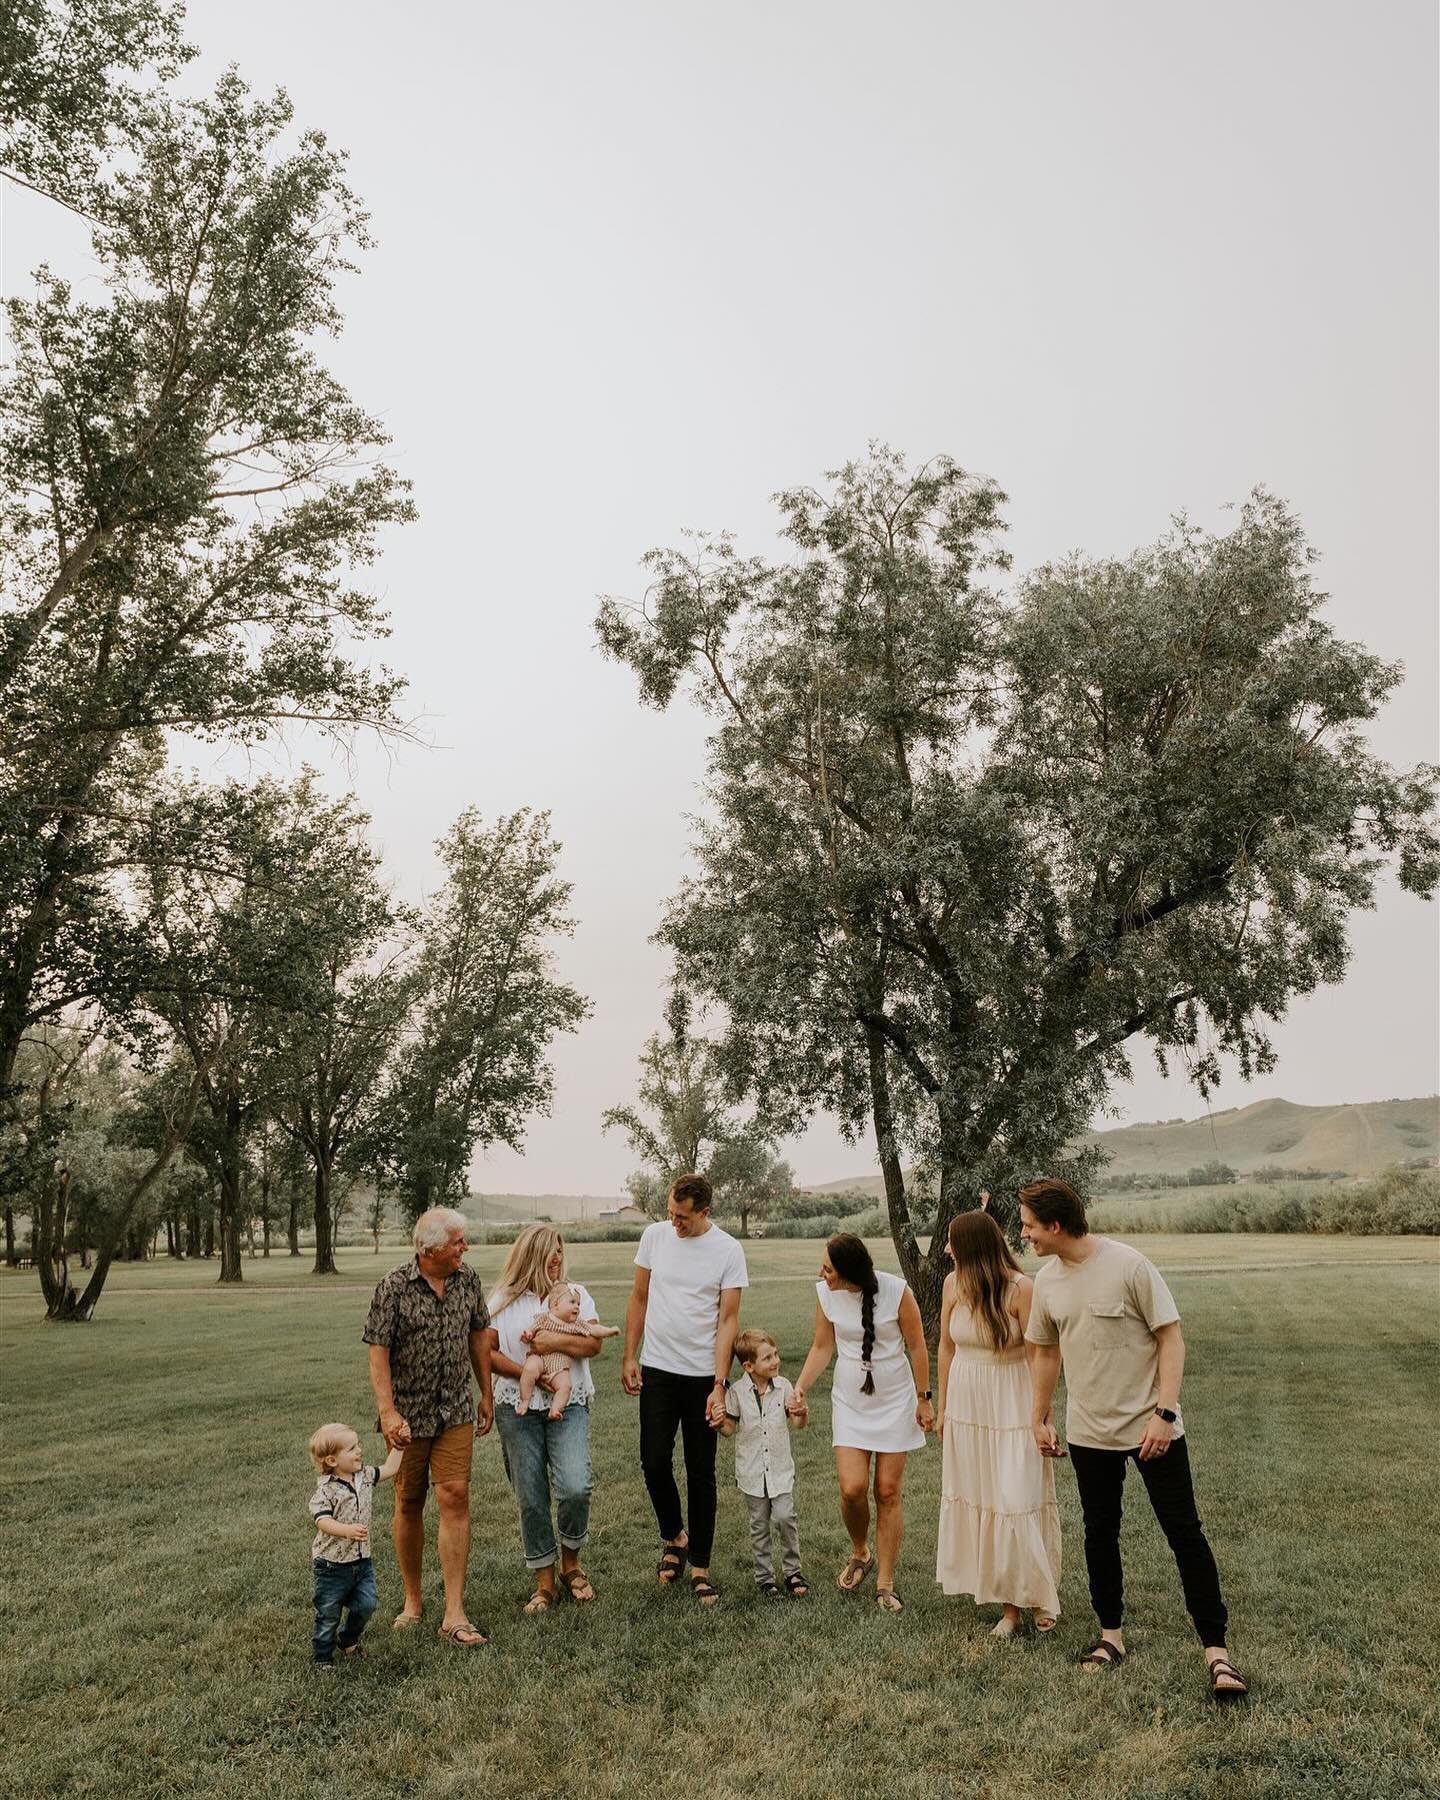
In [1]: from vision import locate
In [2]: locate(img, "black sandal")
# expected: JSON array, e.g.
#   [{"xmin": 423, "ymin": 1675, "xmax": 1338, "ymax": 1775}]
[
  {"xmin": 785, "ymin": 1572, "xmax": 810, "ymax": 1599},
  {"xmin": 1208, "ymin": 1657, "xmax": 1248, "ymax": 1700},
  {"xmin": 657, "ymin": 1543, "xmax": 687, "ymax": 1584},
  {"xmin": 756, "ymin": 1578, "xmax": 781, "ymax": 1597},
  {"xmin": 1078, "ymin": 1640, "xmax": 1126, "ymax": 1669},
  {"xmin": 690, "ymin": 1574, "xmax": 720, "ymax": 1607}
]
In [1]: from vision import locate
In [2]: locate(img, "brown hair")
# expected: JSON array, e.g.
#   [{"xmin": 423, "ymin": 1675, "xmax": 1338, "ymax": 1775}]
[
  {"xmin": 307, "ymin": 1422, "xmax": 358, "ymax": 1473},
  {"xmin": 947, "ymin": 1211, "xmax": 1022, "ymax": 1353},
  {"xmin": 668, "ymin": 1171, "xmax": 713, "ymax": 1211},
  {"xmin": 1018, "ymin": 1177, "xmax": 1089, "ymax": 1237},
  {"xmin": 733, "ymin": 1327, "xmax": 777, "ymax": 1369},
  {"xmin": 826, "ymin": 1234, "xmax": 879, "ymax": 1394}
]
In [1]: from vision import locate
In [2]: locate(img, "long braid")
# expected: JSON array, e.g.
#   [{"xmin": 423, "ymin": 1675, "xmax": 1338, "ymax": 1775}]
[{"xmin": 859, "ymin": 1276, "xmax": 877, "ymax": 1395}]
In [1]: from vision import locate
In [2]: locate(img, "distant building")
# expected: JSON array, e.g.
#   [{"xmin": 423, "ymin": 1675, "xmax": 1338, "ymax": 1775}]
[{"xmin": 598, "ymin": 1203, "xmax": 650, "ymax": 1223}]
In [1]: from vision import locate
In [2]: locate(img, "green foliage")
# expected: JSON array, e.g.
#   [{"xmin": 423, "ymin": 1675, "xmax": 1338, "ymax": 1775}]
[
  {"xmin": 1091, "ymin": 1169, "xmax": 1438, "ymax": 1235},
  {"xmin": 597, "ymin": 448, "xmax": 1439, "ymax": 1330},
  {"xmin": 381, "ymin": 809, "xmax": 589, "ymax": 1221}
]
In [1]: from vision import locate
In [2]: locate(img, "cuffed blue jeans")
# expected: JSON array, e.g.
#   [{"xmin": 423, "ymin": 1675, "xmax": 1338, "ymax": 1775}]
[
  {"xmin": 311, "ymin": 1556, "xmax": 377, "ymax": 1663},
  {"xmin": 496, "ymin": 1400, "xmax": 593, "ymax": 1569}
]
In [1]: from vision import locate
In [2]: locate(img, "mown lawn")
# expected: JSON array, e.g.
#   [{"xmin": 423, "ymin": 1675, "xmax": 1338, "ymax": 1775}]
[{"xmin": 2, "ymin": 1236, "xmax": 1437, "ymax": 1800}]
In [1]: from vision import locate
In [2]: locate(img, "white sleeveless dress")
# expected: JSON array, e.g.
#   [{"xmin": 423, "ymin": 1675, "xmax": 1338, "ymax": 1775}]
[
  {"xmin": 935, "ymin": 1283, "xmax": 1061, "ymax": 1615},
  {"xmin": 817, "ymin": 1269, "xmax": 926, "ymax": 1454}
]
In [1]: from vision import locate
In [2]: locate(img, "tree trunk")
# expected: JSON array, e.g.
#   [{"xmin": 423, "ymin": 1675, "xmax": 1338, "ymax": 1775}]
[
  {"xmin": 288, "ymin": 1187, "xmax": 301, "ymax": 1256},
  {"xmin": 218, "ymin": 1143, "xmax": 244, "ymax": 1283},
  {"xmin": 312, "ymin": 1158, "xmax": 338, "ymax": 1276},
  {"xmin": 865, "ymin": 1024, "xmax": 941, "ymax": 1343},
  {"xmin": 203, "ymin": 1213, "xmax": 214, "ymax": 1257},
  {"xmin": 262, "ymin": 1215, "xmax": 271, "ymax": 1257},
  {"xmin": 3, "ymin": 1206, "xmax": 16, "ymax": 1265},
  {"xmin": 36, "ymin": 1167, "xmax": 78, "ymax": 1318},
  {"xmin": 165, "ymin": 1216, "xmax": 177, "ymax": 1257}
]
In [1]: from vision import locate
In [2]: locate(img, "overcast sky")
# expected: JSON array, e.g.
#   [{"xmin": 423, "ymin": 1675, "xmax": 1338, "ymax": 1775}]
[{"xmin": 5, "ymin": 2, "xmax": 1436, "ymax": 1193}]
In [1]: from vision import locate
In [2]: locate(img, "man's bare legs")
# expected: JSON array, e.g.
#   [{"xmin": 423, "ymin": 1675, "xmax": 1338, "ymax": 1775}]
[
  {"xmin": 392, "ymin": 1489, "xmax": 426, "ymax": 1623},
  {"xmin": 433, "ymin": 1477, "xmax": 482, "ymax": 1639}
]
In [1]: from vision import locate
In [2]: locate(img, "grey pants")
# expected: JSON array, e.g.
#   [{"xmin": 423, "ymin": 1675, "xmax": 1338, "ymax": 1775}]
[{"xmin": 745, "ymin": 1489, "xmax": 802, "ymax": 1587}]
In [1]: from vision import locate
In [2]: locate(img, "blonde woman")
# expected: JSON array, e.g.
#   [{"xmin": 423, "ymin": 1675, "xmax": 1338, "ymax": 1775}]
[
  {"xmin": 482, "ymin": 1226, "xmax": 607, "ymax": 1611},
  {"xmin": 936, "ymin": 1208, "xmax": 1061, "ymax": 1637}
]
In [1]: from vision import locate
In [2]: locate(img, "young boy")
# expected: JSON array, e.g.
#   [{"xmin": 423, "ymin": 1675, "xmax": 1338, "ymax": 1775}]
[
  {"xmin": 517, "ymin": 1280, "xmax": 621, "ymax": 1419},
  {"xmin": 307, "ymin": 1422, "xmax": 403, "ymax": 1667},
  {"xmin": 721, "ymin": 1328, "xmax": 809, "ymax": 1597}
]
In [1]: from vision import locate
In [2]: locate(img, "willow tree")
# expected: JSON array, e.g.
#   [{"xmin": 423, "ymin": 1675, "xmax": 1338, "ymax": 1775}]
[{"xmin": 597, "ymin": 449, "xmax": 1438, "ymax": 1331}]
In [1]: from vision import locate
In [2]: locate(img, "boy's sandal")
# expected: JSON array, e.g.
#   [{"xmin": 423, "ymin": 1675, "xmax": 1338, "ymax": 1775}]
[
  {"xmin": 657, "ymin": 1544, "xmax": 688, "ymax": 1585},
  {"xmin": 837, "ymin": 1551, "xmax": 874, "ymax": 1592},
  {"xmin": 438, "ymin": 1619, "xmax": 489, "ymax": 1648},
  {"xmin": 785, "ymin": 1572, "xmax": 810, "ymax": 1598},
  {"xmin": 756, "ymin": 1578, "xmax": 782, "ymax": 1597},
  {"xmin": 1208, "ymin": 1657, "xmax": 1249, "ymax": 1699},
  {"xmin": 522, "ymin": 1588, "xmax": 555, "ymax": 1614},
  {"xmin": 875, "ymin": 1588, "xmax": 904, "ymax": 1614},
  {"xmin": 689, "ymin": 1574, "xmax": 720, "ymax": 1607},
  {"xmin": 1078, "ymin": 1640, "xmax": 1126, "ymax": 1668},
  {"xmin": 559, "ymin": 1567, "xmax": 596, "ymax": 1603}
]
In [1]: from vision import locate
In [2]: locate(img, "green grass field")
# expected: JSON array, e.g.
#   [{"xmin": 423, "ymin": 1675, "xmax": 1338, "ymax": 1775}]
[{"xmin": 3, "ymin": 1236, "xmax": 1438, "ymax": 1800}]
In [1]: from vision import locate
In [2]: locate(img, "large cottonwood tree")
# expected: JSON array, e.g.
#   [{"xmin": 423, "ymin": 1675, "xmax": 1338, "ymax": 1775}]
[{"xmin": 597, "ymin": 449, "xmax": 1438, "ymax": 1331}]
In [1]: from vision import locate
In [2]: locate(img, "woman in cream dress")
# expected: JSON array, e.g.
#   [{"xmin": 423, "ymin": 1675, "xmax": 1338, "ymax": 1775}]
[{"xmin": 936, "ymin": 1207, "xmax": 1061, "ymax": 1636}]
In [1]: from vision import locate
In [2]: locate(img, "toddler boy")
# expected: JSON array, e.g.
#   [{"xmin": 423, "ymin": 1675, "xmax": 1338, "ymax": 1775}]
[{"xmin": 307, "ymin": 1421, "xmax": 403, "ymax": 1666}]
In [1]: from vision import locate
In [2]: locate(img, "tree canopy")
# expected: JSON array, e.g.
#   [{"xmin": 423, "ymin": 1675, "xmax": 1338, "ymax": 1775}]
[{"xmin": 597, "ymin": 448, "xmax": 1439, "ymax": 1328}]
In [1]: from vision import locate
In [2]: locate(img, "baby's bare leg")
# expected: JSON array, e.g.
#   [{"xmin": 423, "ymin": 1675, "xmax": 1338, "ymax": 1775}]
[
  {"xmin": 547, "ymin": 1367, "xmax": 572, "ymax": 1418},
  {"xmin": 517, "ymin": 1351, "xmax": 545, "ymax": 1414}
]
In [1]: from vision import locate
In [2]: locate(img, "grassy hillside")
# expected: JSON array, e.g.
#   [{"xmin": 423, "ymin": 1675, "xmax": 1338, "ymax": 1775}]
[{"xmin": 807, "ymin": 1095, "xmax": 1439, "ymax": 1197}]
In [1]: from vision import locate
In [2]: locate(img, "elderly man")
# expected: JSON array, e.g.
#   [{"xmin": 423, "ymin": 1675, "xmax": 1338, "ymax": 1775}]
[{"xmin": 363, "ymin": 1207, "xmax": 493, "ymax": 1647}]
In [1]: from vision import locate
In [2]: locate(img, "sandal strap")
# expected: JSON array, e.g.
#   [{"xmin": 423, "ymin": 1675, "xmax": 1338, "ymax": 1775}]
[
  {"xmin": 690, "ymin": 1575, "xmax": 719, "ymax": 1597},
  {"xmin": 1209, "ymin": 1660, "xmax": 1247, "ymax": 1685},
  {"xmin": 1079, "ymin": 1640, "xmax": 1125, "ymax": 1665}
]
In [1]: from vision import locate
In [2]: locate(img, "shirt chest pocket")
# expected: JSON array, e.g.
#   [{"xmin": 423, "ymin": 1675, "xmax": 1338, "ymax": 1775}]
[{"xmin": 1087, "ymin": 1301, "xmax": 1131, "ymax": 1331}]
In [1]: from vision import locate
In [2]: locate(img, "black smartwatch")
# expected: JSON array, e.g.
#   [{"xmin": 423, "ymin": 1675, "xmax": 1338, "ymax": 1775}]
[
  {"xmin": 1154, "ymin": 1406, "xmax": 1178, "ymax": 1423},
  {"xmin": 920, "ymin": 1390, "xmax": 933, "ymax": 1401}
]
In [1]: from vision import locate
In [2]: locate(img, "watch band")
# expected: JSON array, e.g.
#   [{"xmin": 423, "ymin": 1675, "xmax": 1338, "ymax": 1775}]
[{"xmin": 1154, "ymin": 1406, "xmax": 1177, "ymax": 1423}]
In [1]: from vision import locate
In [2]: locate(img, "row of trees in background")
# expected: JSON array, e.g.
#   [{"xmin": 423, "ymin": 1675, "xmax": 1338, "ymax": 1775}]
[{"xmin": 1, "ymin": 5, "xmax": 586, "ymax": 1317}]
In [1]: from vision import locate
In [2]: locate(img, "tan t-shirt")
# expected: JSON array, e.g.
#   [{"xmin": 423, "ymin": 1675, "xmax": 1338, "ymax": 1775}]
[{"xmin": 1025, "ymin": 1238, "xmax": 1183, "ymax": 1451}]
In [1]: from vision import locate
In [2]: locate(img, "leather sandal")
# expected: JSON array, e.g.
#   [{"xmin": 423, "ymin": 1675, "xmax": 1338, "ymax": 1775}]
[
  {"xmin": 559, "ymin": 1567, "xmax": 596, "ymax": 1603},
  {"xmin": 837, "ymin": 1551, "xmax": 874, "ymax": 1592},
  {"xmin": 690, "ymin": 1573, "xmax": 720, "ymax": 1607},
  {"xmin": 1208, "ymin": 1656, "xmax": 1248, "ymax": 1699},
  {"xmin": 657, "ymin": 1543, "xmax": 687, "ymax": 1584},
  {"xmin": 1078, "ymin": 1640, "xmax": 1126, "ymax": 1669},
  {"xmin": 875, "ymin": 1588, "xmax": 904, "ymax": 1614}
]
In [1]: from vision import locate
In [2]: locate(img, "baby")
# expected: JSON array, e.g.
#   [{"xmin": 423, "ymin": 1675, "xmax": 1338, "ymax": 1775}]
[{"xmin": 517, "ymin": 1281, "xmax": 620, "ymax": 1419}]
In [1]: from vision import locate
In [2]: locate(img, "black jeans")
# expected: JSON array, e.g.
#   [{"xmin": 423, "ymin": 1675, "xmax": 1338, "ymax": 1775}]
[
  {"xmin": 1069, "ymin": 1436, "xmax": 1228, "ymax": 1647},
  {"xmin": 639, "ymin": 1365, "xmax": 718, "ymax": 1567}
]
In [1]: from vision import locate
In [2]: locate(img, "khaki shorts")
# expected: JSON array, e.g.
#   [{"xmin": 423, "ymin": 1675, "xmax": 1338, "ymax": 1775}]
[{"xmin": 393, "ymin": 1421, "xmax": 475, "ymax": 1506}]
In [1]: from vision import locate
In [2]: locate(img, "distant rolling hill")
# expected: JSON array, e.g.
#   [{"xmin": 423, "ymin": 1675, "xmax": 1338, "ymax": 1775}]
[{"xmin": 807, "ymin": 1095, "xmax": 1439, "ymax": 1197}]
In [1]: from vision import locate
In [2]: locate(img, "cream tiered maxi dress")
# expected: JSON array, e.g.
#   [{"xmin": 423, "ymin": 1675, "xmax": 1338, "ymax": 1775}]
[{"xmin": 936, "ymin": 1282, "xmax": 1062, "ymax": 1616}]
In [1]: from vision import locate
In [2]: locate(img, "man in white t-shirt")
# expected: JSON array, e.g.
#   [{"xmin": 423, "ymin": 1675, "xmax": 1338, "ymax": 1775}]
[
  {"xmin": 1022, "ymin": 1176, "xmax": 1247, "ymax": 1700},
  {"xmin": 622, "ymin": 1171, "xmax": 748, "ymax": 1606}
]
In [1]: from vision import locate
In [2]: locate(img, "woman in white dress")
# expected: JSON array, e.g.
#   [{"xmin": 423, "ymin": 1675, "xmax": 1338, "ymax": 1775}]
[
  {"xmin": 936, "ymin": 1207, "xmax": 1061, "ymax": 1636},
  {"xmin": 791, "ymin": 1234, "xmax": 933, "ymax": 1613}
]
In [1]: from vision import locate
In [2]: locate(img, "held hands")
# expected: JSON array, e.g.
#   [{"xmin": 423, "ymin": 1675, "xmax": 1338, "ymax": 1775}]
[
  {"xmin": 1138, "ymin": 1412, "xmax": 1175, "ymax": 1461},
  {"xmin": 915, "ymin": 1395, "xmax": 936, "ymax": 1434},
  {"xmin": 379, "ymin": 1407, "xmax": 412, "ymax": 1449},
  {"xmin": 1031, "ymin": 1415, "xmax": 1068, "ymax": 1459},
  {"xmin": 706, "ymin": 1384, "xmax": 728, "ymax": 1430},
  {"xmin": 621, "ymin": 1356, "xmax": 643, "ymax": 1396},
  {"xmin": 786, "ymin": 1391, "xmax": 809, "ymax": 1427}
]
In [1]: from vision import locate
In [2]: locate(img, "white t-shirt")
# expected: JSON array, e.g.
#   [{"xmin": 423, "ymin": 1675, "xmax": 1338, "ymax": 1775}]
[
  {"xmin": 488, "ymin": 1283, "xmax": 600, "ymax": 1411},
  {"xmin": 634, "ymin": 1220, "xmax": 749, "ymax": 1378}
]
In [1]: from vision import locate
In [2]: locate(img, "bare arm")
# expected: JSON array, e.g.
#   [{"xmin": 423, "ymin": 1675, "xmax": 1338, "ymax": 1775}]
[
  {"xmin": 898, "ymin": 1289, "xmax": 933, "ymax": 1431},
  {"xmin": 481, "ymin": 1324, "xmax": 524, "ymax": 1383},
  {"xmin": 1028, "ymin": 1343, "xmax": 1066, "ymax": 1456},
  {"xmin": 622, "ymin": 1266, "xmax": 650, "ymax": 1395},
  {"xmin": 707, "ymin": 1288, "xmax": 743, "ymax": 1427},
  {"xmin": 376, "ymin": 1444, "xmax": 405, "ymax": 1482},
  {"xmin": 367, "ymin": 1343, "xmax": 410, "ymax": 1447},
  {"xmin": 470, "ymin": 1328, "xmax": 494, "ymax": 1436},
  {"xmin": 530, "ymin": 1324, "xmax": 612, "ymax": 1358},
  {"xmin": 791, "ymin": 1303, "xmax": 836, "ymax": 1411},
  {"xmin": 1138, "ymin": 1321, "xmax": 1185, "ymax": 1460},
  {"xmin": 936, "ymin": 1276, "xmax": 956, "ymax": 1439}
]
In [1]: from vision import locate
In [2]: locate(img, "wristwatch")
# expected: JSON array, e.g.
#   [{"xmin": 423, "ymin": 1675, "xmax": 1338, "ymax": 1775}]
[
  {"xmin": 1154, "ymin": 1406, "xmax": 1178, "ymax": 1423},
  {"xmin": 920, "ymin": 1390, "xmax": 933, "ymax": 1401}
]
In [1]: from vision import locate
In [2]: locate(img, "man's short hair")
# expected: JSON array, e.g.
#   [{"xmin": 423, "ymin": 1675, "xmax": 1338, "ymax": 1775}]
[
  {"xmin": 413, "ymin": 1206, "xmax": 468, "ymax": 1253},
  {"xmin": 733, "ymin": 1327, "xmax": 777, "ymax": 1368},
  {"xmin": 1018, "ymin": 1177, "xmax": 1089, "ymax": 1237},
  {"xmin": 668, "ymin": 1172, "xmax": 712, "ymax": 1212}
]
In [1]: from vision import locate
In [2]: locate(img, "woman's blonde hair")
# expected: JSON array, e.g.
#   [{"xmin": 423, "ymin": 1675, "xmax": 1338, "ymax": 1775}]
[
  {"xmin": 488, "ymin": 1223, "xmax": 566, "ymax": 1313},
  {"xmin": 947, "ymin": 1210, "xmax": 1022, "ymax": 1353},
  {"xmin": 308, "ymin": 1421, "xmax": 358, "ymax": 1472}
]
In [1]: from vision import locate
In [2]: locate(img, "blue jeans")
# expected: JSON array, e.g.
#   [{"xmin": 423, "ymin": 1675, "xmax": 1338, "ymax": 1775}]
[
  {"xmin": 496, "ymin": 1402, "xmax": 593, "ymax": 1569},
  {"xmin": 311, "ymin": 1556, "xmax": 378, "ymax": 1664}
]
